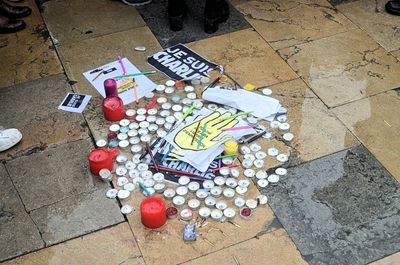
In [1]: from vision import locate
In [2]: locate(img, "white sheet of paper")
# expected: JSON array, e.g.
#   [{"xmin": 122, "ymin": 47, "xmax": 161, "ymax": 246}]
[
  {"xmin": 202, "ymin": 87, "xmax": 281, "ymax": 121},
  {"xmin": 58, "ymin": 93, "xmax": 91, "ymax": 113},
  {"xmin": 83, "ymin": 58, "xmax": 157, "ymax": 105}
]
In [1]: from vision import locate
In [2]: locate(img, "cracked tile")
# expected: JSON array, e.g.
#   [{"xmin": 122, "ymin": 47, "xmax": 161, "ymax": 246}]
[
  {"xmin": 266, "ymin": 78, "xmax": 358, "ymax": 164},
  {"xmin": 332, "ymin": 90, "xmax": 400, "ymax": 181},
  {"xmin": 30, "ymin": 188, "xmax": 124, "ymax": 246},
  {"xmin": 235, "ymin": 0, "xmax": 356, "ymax": 50},
  {"xmin": 263, "ymin": 145, "xmax": 400, "ymax": 265},
  {"xmin": 2, "ymin": 222, "xmax": 145, "ymax": 265},
  {"xmin": 124, "ymin": 181, "xmax": 276, "ymax": 265},
  {"xmin": 181, "ymin": 228, "xmax": 306, "ymax": 265},
  {"xmin": 42, "ymin": 0, "xmax": 145, "ymax": 45},
  {"xmin": 0, "ymin": 74, "xmax": 88, "ymax": 161},
  {"xmin": 0, "ymin": 0, "xmax": 63, "ymax": 88},
  {"xmin": 5, "ymin": 138, "xmax": 105, "ymax": 212},
  {"xmin": 278, "ymin": 29, "xmax": 400, "ymax": 107},
  {"xmin": 0, "ymin": 165, "xmax": 44, "ymax": 262},
  {"xmin": 187, "ymin": 29, "xmax": 298, "ymax": 88},
  {"xmin": 337, "ymin": 0, "xmax": 400, "ymax": 52},
  {"xmin": 136, "ymin": 0, "xmax": 250, "ymax": 48},
  {"xmin": 392, "ymin": 50, "xmax": 400, "ymax": 61}
]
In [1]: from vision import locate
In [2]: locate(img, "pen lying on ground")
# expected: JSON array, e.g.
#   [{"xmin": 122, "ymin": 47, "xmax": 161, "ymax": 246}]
[
  {"xmin": 211, "ymin": 164, "xmax": 239, "ymax": 172},
  {"xmin": 114, "ymin": 71, "xmax": 156, "ymax": 79},
  {"xmin": 219, "ymin": 111, "xmax": 254, "ymax": 121},
  {"xmin": 221, "ymin": 125, "xmax": 256, "ymax": 131}
]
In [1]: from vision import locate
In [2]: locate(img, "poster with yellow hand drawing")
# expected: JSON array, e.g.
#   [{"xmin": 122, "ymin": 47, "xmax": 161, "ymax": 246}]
[{"xmin": 164, "ymin": 108, "xmax": 256, "ymax": 172}]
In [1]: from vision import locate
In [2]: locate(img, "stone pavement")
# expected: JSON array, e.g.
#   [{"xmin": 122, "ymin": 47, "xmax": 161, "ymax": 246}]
[{"xmin": 0, "ymin": 0, "xmax": 399, "ymax": 264}]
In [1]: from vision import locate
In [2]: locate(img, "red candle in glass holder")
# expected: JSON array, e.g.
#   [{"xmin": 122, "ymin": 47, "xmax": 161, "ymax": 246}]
[
  {"xmin": 88, "ymin": 148, "xmax": 119, "ymax": 175},
  {"xmin": 102, "ymin": 95, "xmax": 125, "ymax": 121},
  {"xmin": 140, "ymin": 197, "xmax": 167, "ymax": 229}
]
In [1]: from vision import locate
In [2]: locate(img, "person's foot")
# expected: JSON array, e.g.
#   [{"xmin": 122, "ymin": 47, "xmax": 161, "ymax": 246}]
[
  {"xmin": 0, "ymin": 128, "xmax": 22, "ymax": 152},
  {"xmin": 204, "ymin": 0, "xmax": 230, "ymax": 34},
  {"xmin": 0, "ymin": 0, "xmax": 31, "ymax": 19},
  {"xmin": 121, "ymin": 0, "xmax": 152, "ymax": 6},
  {"xmin": 168, "ymin": 0, "xmax": 187, "ymax": 31},
  {"xmin": 386, "ymin": 0, "xmax": 400, "ymax": 15},
  {"xmin": 0, "ymin": 14, "xmax": 25, "ymax": 33}
]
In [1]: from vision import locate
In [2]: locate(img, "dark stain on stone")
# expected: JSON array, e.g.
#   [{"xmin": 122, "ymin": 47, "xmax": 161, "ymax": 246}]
[
  {"xmin": 20, "ymin": 143, "xmax": 47, "ymax": 157},
  {"xmin": 80, "ymin": 121, "xmax": 88, "ymax": 128},
  {"xmin": 313, "ymin": 145, "xmax": 400, "ymax": 226},
  {"xmin": 85, "ymin": 30, "xmax": 93, "ymax": 34},
  {"xmin": 326, "ymin": 0, "xmax": 359, "ymax": 6},
  {"xmin": 302, "ymin": 254, "xmax": 314, "ymax": 262},
  {"xmin": 255, "ymin": 217, "xmax": 284, "ymax": 238},
  {"xmin": 0, "ymin": 39, "xmax": 8, "ymax": 49},
  {"xmin": 393, "ymin": 87, "xmax": 400, "ymax": 96},
  {"xmin": 68, "ymin": 80, "xmax": 78, "ymax": 86},
  {"xmin": 31, "ymin": 25, "xmax": 50, "ymax": 41}
]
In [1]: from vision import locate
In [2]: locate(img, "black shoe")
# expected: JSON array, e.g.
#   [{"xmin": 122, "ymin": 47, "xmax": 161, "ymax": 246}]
[
  {"xmin": 0, "ymin": 14, "xmax": 25, "ymax": 33},
  {"xmin": 168, "ymin": 0, "xmax": 186, "ymax": 31},
  {"xmin": 204, "ymin": 0, "xmax": 230, "ymax": 34},
  {"xmin": 385, "ymin": 0, "xmax": 400, "ymax": 16},
  {"xmin": 0, "ymin": 0, "xmax": 31, "ymax": 19}
]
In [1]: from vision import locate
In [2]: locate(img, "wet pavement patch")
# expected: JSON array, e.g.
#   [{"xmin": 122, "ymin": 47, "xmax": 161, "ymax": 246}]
[
  {"xmin": 136, "ymin": 0, "xmax": 250, "ymax": 48},
  {"xmin": 262, "ymin": 145, "xmax": 400, "ymax": 265}
]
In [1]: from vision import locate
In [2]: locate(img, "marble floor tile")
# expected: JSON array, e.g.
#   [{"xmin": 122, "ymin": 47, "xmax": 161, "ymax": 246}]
[
  {"xmin": 278, "ymin": 29, "xmax": 400, "ymax": 107},
  {"xmin": 5, "ymin": 139, "xmax": 104, "ymax": 212},
  {"xmin": 57, "ymin": 26, "xmax": 164, "ymax": 88},
  {"xmin": 337, "ymin": 0, "xmax": 400, "ymax": 52},
  {"xmin": 187, "ymin": 29, "xmax": 298, "ymax": 88},
  {"xmin": 0, "ymin": 0, "xmax": 63, "ymax": 89},
  {"xmin": 332, "ymin": 90, "xmax": 400, "ymax": 181},
  {"xmin": 29, "ymin": 188, "xmax": 124, "ymax": 246},
  {"xmin": 3, "ymin": 222, "xmax": 145, "ymax": 265},
  {"xmin": 123, "ymin": 182, "xmax": 278, "ymax": 265},
  {"xmin": 41, "ymin": 0, "xmax": 145, "ymax": 45},
  {"xmin": 370, "ymin": 252, "xmax": 400, "ymax": 265},
  {"xmin": 263, "ymin": 145, "xmax": 400, "ymax": 265},
  {"xmin": 235, "ymin": 0, "xmax": 356, "ymax": 50},
  {"xmin": 0, "ymin": 74, "xmax": 89, "ymax": 161},
  {"xmin": 56, "ymin": 26, "xmax": 164, "ymax": 140},
  {"xmin": 136, "ymin": 0, "xmax": 250, "ymax": 48},
  {"xmin": 181, "ymin": 228, "xmax": 307, "ymax": 265},
  {"xmin": 266, "ymin": 78, "xmax": 358, "ymax": 164},
  {"xmin": 0, "ymin": 165, "xmax": 44, "ymax": 262}
]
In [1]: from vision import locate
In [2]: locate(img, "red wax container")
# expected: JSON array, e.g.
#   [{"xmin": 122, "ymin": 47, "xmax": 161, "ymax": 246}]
[
  {"xmin": 88, "ymin": 148, "xmax": 119, "ymax": 175},
  {"xmin": 103, "ymin": 95, "xmax": 125, "ymax": 121},
  {"xmin": 140, "ymin": 197, "xmax": 167, "ymax": 229}
]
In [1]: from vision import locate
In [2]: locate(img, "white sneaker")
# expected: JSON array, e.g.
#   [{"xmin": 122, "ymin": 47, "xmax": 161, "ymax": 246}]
[{"xmin": 0, "ymin": 129, "xmax": 22, "ymax": 152}]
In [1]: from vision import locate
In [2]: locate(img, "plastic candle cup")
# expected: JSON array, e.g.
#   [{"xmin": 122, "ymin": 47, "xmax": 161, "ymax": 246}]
[
  {"xmin": 140, "ymin": 197, "xmax": 167, "ymax": 229},
  {"xmin": 103, "ymin": 95, "xmax": 125, "ymax": 121},
  {"xmin": 224, "ymin": 140, "xmax": 238, "ymax": 155},
  {"xmin": 88, "ymin": 148, "xmax": 119, "ymax": 175},
  {"xmin": 104, "ymin": 79, "xmax": 118, "ymax": 97}
]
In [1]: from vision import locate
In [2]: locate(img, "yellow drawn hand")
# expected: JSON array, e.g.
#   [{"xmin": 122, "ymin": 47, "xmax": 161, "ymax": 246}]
[{"xmin": 174, "ymin": 112, "xmax": 238, "ymax": 151}]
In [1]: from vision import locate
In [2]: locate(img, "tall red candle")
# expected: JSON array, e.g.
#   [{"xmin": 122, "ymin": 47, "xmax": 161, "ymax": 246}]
[
  {"xmin": 102, "ymin": 95, "xmax": 125, "ymax": 121},
  {"xmin": 140, "ymin": 197, "xmax": 167, "ymax": 229},
  {"xmin": 88, "ymin": 148, "xmax": 119, "ymax": 175}
]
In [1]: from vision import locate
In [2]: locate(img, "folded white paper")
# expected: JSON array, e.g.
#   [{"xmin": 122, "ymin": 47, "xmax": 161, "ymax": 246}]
[{"xmin": 202, "ymin": 87, "xmax": 281, "ymax": 121}]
